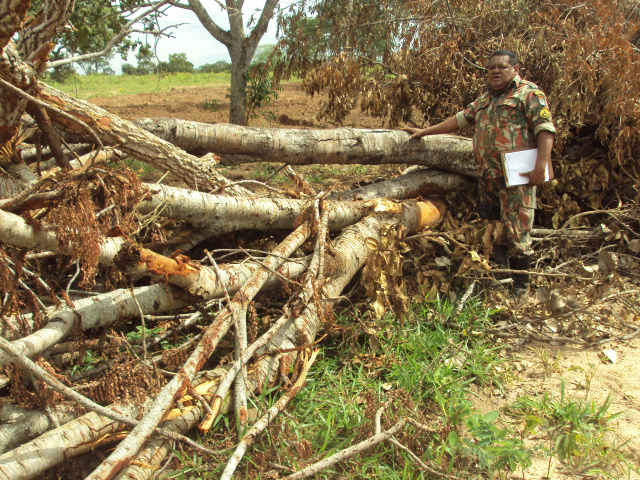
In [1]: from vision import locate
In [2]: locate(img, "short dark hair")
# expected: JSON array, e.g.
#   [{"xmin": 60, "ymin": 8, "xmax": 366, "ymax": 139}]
[{"xmin": 490, "ymin": 49, "xmax": 518, "ymax": 66}]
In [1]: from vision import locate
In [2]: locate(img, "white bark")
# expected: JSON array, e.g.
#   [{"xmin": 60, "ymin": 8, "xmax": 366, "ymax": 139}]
[
  {"xmin": 0, "ymin": 405, "xmax": 142, "ymax": 480},
  {"xmin": 86, "ymin": 223, "xmax": 312, "ymax": 480},
  {"xmin": 0, "ymin": 208, "xmax": 124, "ymax": 265},
  {"xmin": 329, "ymin": 168, "xmax": 475, "ymax": 201},
  {"xmin": 115, "ymin": 245, "xmax": 307, "ymax": 299},
  {"xmin": 133, "ymin": 118, "xmax": 478, "ymax": 177},
  {"xmin": 0, "ymin": 255, "xmax": 307, "ymax": 360},
  {"xmin": 137, "ymin": 183, "xmax": 375, "ymax": 231},
  {"xmin": 0, "ymin": 162, "xmax": 39, "ymax": 199},
  {"xmin": 0, "ymin": 403, "xmax": 80, "ymax": 454},
  {"xmin": 36, "ymin": 83, "xmax": 249, "ymax": 195},
  {"xmin": 0, "ymin": 284, "xmax": 185, "ymax": 362}
]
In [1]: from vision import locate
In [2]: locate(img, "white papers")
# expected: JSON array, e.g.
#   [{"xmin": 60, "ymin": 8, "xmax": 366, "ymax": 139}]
[{"xmin": 502, "ymin": 148, "xmax": 551, "ymax": 187}]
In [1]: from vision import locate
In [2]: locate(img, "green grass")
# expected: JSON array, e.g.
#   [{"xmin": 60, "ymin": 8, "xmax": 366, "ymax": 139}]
[
  {"xmin": 45, "ymin": 71, "xmax": 233, "ymax": 100},
  {"xmin": 240, "ymin": 299, "xmax": 530, "ymax": 480},
  {"xmin": 506, "ymin": 382, "xmax": 633, "ymax": 477}
]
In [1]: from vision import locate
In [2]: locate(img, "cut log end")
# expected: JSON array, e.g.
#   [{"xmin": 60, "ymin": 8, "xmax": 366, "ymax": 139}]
[{"xmin": 415, "ymin": 200, "xmax": 445, "ymax": 231}]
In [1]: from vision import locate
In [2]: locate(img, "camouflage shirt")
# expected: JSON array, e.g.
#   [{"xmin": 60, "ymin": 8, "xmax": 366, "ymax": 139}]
[{"xmin": 455, "ymin": 75, "xmax": 556, "ymax": 178}]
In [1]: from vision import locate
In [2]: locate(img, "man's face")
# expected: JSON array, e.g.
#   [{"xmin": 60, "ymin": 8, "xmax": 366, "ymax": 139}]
[{"xmin": 487, "ymin": 55, "xmax": 519, "ymax": 92}]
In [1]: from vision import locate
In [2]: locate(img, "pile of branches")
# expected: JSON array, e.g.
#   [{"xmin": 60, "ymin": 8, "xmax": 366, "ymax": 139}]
[
  {"xmin": 1, "ymin": 1, "xmax": 640, "ymax": 479},
  {"xmin": 0, "ymin": 1, "xmax": 477, "ymax": 477}
]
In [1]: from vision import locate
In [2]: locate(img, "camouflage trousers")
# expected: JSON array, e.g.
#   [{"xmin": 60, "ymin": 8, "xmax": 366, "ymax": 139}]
[{"xmin": 477, "ymin": 176, "xmax": 536, "ymax": 257}]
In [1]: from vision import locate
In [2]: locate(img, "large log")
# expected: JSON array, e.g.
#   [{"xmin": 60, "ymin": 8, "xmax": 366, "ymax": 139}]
[{"xmin": 134, "ymin": 118, "xmax": 479, "ymax": 177}]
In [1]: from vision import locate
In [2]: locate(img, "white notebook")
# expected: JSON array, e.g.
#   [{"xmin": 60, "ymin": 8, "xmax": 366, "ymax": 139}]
[{"xmin": 501, "ymin": 148, "xmax": 553, "ymax": 187}]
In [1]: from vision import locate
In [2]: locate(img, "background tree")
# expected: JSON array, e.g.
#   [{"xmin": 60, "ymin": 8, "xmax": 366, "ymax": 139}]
[
  {"xmin": 272, "ymin": 0, "xmax": 407, "ymax": 124},
  {"xmin": 170, "ymin": 0, "xmax": 279, "ymax": 124},
  {"xmin": 43, "ymin": 0, "xmax": 173, "ymax": 74},
  {"xmin": 78, "ymin": 54, "xmax": 115, "ymax": 74},
  {"xmin": 158, "ymin": 52, "xmax": 193, "ymax": 73},
  {"xmin": 135, "ymin": 44, "xmax": 156, "ymax": 74},
  {"xmin": 198, "ymin": 60, "xmax": 232, "ymax": 73}
]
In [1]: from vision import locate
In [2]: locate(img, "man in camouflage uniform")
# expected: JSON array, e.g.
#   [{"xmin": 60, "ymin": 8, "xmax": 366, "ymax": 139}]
[{"xmin": 405, "ymin": 49, "xmax": 556, "ymax": 303}]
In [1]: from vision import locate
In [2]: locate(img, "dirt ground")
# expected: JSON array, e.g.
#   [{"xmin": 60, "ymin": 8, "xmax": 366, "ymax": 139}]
[
  {"xmin": 90, "ymin": 85, "xmax": 640, "ymax": 479},
  {"xmin": 90, "ymin": 82, "xmax": 384, "ymax": 129}
]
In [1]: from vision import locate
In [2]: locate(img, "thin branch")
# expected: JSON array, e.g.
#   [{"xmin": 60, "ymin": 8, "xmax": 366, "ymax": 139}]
[
  {"xmin": 220, "ymin": 349, "xmax": 318, "ymax": 480},
  {"xmin": 283, "ymin": 417, "xmax": 407, "ymax": 480},
  {"xmin": 48, "ymin": 0, "xmax": 173, "ymax": 68}
]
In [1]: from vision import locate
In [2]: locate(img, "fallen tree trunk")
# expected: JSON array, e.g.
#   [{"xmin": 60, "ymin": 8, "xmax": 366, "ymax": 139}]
[
  {"xmin": 85, "ymin": 222, "xmax": 314, "ymax": 480},
  {"xmin": 138, "ymin": 183, "xmax": 376, "ymax": 230},
  {"xmin": 0, "ymin": 403, "xmax": 80, "ymax": 454},
  {"xmin": 0, "ymin": 196, "xmax": 444, "ymax": 479},
  {"xmin": 329, "ymin": 167, "xmax": 475, "ymax": 201},
  {"xmin": 0, "ymin": 406, "xmax": 143, "ymax": 480},
  {"xmin": 0, "ymin": 208, "xmax": 125, "ymax": 265},
  {"xmin": 133, "ymin": 118, "xmax": 478, "ymax": 177},
  {"xmin": 0, "ymin": 30, "xmax": 35, "ymax": 144},
  {"xmin": 0, "ymin": 255, "xmax": 308, "ymax": 360}
]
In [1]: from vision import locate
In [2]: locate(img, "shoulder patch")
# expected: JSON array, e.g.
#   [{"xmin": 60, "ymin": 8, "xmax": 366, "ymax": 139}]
[
  {"xmin": 531, "ymin": 89, "xmax": 547, "ymax": 105},
  {"xmin": 540, "ymin": 107, "xmax": 551, "ymax": 119}
]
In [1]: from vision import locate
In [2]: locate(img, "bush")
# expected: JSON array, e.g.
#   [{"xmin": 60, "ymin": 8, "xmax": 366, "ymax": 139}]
[
  {"xmin": 198, "ymin": 61, "xmax": 231, "ymax": 73},
  {"xmin": 121, "ymin": 63, "xmax": 137, "ymax": 76}
]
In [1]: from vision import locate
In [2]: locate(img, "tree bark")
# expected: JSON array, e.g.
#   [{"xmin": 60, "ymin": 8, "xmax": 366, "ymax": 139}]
[
  {"xmin": 15, "ymin": 0, "xmax": 74, "ymax": 61},
  {"xmin": 0, "ymin": 36, "xmax": 36, "ymax": 145},
  {"xmin": 0, "ymin": 404, "xmax": 144, "ymax": 480},
  {"xmin": 133, "ymin": 118, "xmax": 478, "ymax": 177},
  {"xmin": 329, "ymin": 168, "xmax": 475, "ymax": 201},
  {"xmin": 138, "ymin": 183, "xmax": 376, "ymax": 231},
  {"xmin": 0, "ymin": 0, "xmax": 30, "ymax": 51},
  {"xmin": 228, "ymin": 50, "xmax": 248, "ymax": 125},
  {"xmin": 0, "ymin": 162, "xmax": 39, "ymax": 199},
  {"xmin": 0, "ymin": 403, "xmax": 80, "ymax": 454},
  {"xmin": 85, "ymin": 222, "xmax": 312, "ymax": 480}
]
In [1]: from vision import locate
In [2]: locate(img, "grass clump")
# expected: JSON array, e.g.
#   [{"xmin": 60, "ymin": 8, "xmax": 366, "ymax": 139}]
[{"xmin": 506, "ymin": 381, "xmax": 633, "ymax": 477}]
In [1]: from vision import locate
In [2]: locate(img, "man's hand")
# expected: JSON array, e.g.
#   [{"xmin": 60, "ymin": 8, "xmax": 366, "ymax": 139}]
[
  {"xmin": 520, "ymin": 166, "xmax": 546, "ymax": 186},
  {"xmin": 402, "ymin": 117, "xmax": 460, "ymax": 138},
  {"xmin": 403, "ymin": 127, "xmax": 425, "ymax": 139}
]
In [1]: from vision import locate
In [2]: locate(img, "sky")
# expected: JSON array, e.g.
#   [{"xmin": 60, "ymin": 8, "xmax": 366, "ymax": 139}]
[{"xmin": 111, "ymin": 0, "xmax": 280, "ymax": 73}]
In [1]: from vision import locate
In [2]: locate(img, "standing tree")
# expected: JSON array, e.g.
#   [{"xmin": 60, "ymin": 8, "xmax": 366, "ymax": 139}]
[{"xmin": 171, "ymin": 0, "xmax": 279, "ymax": 124}]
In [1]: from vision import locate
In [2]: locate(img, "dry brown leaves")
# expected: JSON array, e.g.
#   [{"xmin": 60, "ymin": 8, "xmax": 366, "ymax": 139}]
[{"xmin": 361, "ymin": 222, "xmax": 410, "ymax": 324}]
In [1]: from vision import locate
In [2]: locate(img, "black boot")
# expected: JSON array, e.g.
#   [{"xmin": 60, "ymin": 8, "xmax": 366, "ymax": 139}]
[
  {"xmin": 492, "ymin": 244, "xmax": 509, "ymax": 281},
  {"xmin": 509, "ymin": 255, "xmax": 531, "ymax": 306}
]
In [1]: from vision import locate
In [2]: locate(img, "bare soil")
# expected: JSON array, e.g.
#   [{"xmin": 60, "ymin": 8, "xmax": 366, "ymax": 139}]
[{"xmin": 89, "ymin": 84, "xmax": 640, "ymax": 479}]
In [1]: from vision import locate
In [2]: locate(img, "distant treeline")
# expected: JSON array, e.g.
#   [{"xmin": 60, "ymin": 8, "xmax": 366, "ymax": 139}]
[{"xmin": 121, "ymin": 53, "xmax": 231, "ymax": 76}]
